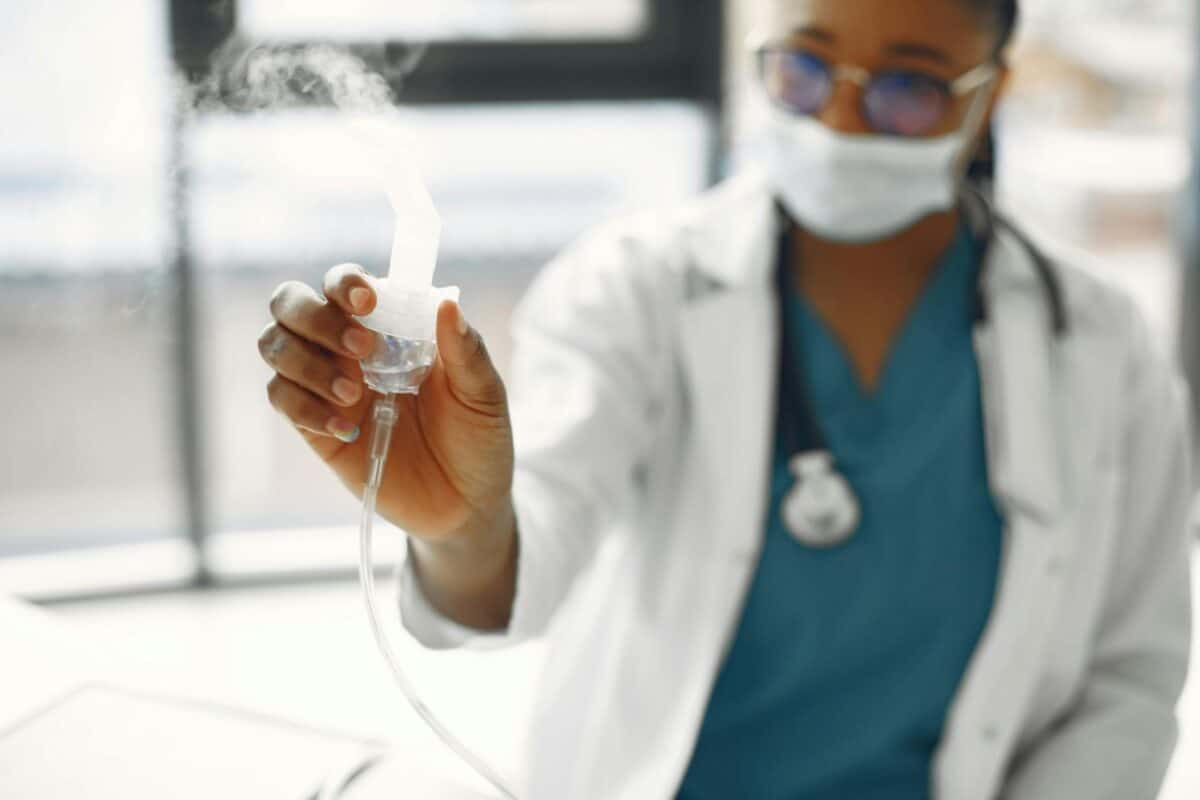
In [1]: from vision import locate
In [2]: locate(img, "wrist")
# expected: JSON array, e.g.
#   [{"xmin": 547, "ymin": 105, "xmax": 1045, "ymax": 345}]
[{"xmin": 411, "ymin": 496, "xmax": 517, "ymax": 587}]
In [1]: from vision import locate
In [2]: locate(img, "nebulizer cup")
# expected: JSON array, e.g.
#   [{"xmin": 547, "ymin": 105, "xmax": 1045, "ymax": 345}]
[{"xmin": 340, "ymin": 119, "xmax": 518, "ymax": 800}]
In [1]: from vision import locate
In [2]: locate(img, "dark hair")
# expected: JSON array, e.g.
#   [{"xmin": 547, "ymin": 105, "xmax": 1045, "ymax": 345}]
[
  {"xmin": 967, "ymin": 0, "xmax": 1020, "ymax": 56},
  {"xmin": 964, "ymin": 0, "xmax": 1019, "ymax": 183}
]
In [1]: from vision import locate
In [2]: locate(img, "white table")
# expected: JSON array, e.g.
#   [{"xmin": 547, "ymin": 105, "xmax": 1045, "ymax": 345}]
[{"xmin": 0, "ymin": 595, "xmax": 511, "ymax": 798}]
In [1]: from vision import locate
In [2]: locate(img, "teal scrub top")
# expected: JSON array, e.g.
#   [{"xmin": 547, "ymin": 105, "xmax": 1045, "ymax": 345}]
[{"xmin": 677, "ymin": 225, "xmax": 1004, "ymax": 799}]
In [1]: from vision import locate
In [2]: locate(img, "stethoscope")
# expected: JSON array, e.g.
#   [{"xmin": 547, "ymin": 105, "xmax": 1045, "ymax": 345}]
[{"xmin": 776, "ymin": 187, "xmax": 1069, "ymax": 549}]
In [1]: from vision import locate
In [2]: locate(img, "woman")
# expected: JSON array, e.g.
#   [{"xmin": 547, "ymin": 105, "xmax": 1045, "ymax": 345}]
[{"xmin": 258, "ymin": 0, "xmax": 1193, "ymax": 797}]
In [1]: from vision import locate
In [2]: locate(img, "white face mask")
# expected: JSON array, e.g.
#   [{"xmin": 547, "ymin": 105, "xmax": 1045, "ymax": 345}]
[{"xmin": 760, "ymin": 103, "xmax": 988, "ymax": 244}]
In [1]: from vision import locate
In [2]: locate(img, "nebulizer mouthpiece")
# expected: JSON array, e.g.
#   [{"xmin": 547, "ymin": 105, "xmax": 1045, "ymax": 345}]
[
  {"xmin": 334, "ymin": 121, "xmax": 518, "ymax": 800},
  {"xmin": 353, "ymin": 127, "xmax": 459, "ymax": 396}
]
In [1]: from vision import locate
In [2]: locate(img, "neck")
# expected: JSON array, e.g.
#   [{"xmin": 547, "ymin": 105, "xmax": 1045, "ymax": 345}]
[{"xmin": 792, "ymin": 209, "xmax": 961, "ymax": 391}]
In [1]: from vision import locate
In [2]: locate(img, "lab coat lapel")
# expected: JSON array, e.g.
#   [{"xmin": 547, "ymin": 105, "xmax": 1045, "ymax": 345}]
[
  {"xmin": 976, "ymin": 250, "xmax": 1065, "ymax": 522},
  {"xmin": 676, "ymin": 175, "xmax": 780, "ymax": 561},
  {"xmin": 936, "ymin": 232, "xmax": 1072, "ymax": 798},
  {"xmin": 677, "ymin": 290, "xmax": 778, "ymax": 560}
]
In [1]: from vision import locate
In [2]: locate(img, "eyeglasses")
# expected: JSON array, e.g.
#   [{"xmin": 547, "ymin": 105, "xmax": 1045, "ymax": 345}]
[{"xmin": 754, "ymin": 45, "xmax": 996, "ymax": 137}]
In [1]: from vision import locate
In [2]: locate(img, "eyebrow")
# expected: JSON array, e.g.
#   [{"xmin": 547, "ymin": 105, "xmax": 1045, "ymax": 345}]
[
  {"xmin": 789, "ymin": 27, "xmax": 954, "ymax": 68},
  {"xmin": 884, "ymin": 42, "xmax": 953, "ymax": 67},
  {"xmin": 790, "ymin": 26, "xmax": 834, "ymax": 44}
]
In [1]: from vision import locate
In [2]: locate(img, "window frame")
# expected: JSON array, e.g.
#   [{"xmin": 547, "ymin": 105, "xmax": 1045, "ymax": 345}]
[{"xmin": 171, "ymin": 0, "xmax": 724, "ymax": 106}]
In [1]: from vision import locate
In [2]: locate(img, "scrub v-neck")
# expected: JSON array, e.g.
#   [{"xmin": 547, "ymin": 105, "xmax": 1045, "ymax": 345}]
[{"xmin": 791, "ymin": 226, "xmax": 980, "ymax": 456}]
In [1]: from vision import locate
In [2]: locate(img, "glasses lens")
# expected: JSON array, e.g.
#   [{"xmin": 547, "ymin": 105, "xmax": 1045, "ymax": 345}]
[
  {"xmin": 760, "ymin": 50, "xmax": 831, "ymax": 116},
  {"xmin": 864, "ymin": 71, "xmax": 950, "ymax": 136}
]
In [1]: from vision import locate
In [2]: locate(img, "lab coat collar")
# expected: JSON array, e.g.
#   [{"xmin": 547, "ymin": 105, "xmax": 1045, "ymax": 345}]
[
  {"xmin": 973, "ymin": 232, "xmax": 1066, "ymax": 525},
  {"xmin": 680, "ymin": 167, "xmax": 781, "ymax": 292}
]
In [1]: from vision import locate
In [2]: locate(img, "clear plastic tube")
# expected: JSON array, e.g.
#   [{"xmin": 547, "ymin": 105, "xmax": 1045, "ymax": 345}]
[{"xmin": 358, "ymin": 393, "xmax": 520, "ymax": 800}]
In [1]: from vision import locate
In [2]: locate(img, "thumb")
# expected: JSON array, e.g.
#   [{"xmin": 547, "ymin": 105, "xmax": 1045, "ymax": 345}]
[{"xmin": 436, "ymin": 300, "xmax": 507, "ymax": 413}]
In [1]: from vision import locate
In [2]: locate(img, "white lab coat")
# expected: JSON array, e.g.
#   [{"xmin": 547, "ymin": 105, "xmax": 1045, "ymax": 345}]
[{"xmin": 398, "ymin": 170, "xmax": 1194, "ymax": 800}]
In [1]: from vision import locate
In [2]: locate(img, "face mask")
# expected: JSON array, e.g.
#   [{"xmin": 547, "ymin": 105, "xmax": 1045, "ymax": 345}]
[{"xmin": 760, "ymin": 99, "xmax": 988, "ymax": 243}]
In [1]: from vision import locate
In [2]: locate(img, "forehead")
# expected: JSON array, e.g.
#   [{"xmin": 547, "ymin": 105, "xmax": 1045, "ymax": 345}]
[{"xmin": 764, "ymin": 0, "xmax": 993, "ymax": 67}]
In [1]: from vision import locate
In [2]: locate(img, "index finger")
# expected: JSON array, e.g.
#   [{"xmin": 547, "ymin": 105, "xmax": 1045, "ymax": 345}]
[{"xmin": 323, "ymin": 263, "xmax": 377, "ymax": 317}]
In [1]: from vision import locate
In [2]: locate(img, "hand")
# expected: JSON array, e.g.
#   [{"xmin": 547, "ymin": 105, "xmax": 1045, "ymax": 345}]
[{"xmin": 259, "ymin": 264, "xmax": 515, "ymax": 548}]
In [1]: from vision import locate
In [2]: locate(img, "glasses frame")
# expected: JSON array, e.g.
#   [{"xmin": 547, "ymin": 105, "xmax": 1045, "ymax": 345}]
[{"xmin": 749, "ymin": 36, "xmax": 997, "ymax": 134}]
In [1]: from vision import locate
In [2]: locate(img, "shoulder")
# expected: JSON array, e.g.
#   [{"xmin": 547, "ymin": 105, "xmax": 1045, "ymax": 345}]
[
  {"xmin": 1055, "ymin": 262, "xmax": 1144, "ymax": 347},
  {"xmin": 1052, "ymin": 258, "xmax": 1174, "ymax": 391},
  {"xmin": 987, "ymin": 219, "xmax": 1187, "ymax": 439},
  {"xmin": 991, "ymin": 221, "xmax": 1163, "ymax": 368},
  {"xmin": 1040, "ymin": 249, "xmax": 1188, "ymax": 432}
]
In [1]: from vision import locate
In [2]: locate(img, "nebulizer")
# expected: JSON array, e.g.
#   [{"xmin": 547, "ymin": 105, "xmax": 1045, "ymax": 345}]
[{"xmin": 325, "ymin": 121, "xmax": 519, "ymax": 800}]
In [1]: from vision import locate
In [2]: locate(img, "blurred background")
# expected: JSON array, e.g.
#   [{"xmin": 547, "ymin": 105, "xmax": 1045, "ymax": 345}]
[{"xmin": 0, "ymin": 0, "xmax": 1197, "ymax": 796}]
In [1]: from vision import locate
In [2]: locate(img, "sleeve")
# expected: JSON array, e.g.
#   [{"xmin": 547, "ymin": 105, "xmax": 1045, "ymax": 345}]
[
  {"xmin": 1002, "ymin": 306, "xmax": 1195, "ymax": 799},
  {"xmin": 397, "ymin": 222, "xmax": 669, "ymax": 650}
]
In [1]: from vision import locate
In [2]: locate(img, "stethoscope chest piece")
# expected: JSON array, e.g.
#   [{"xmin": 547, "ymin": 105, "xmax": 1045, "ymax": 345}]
[{"xmin": 782, "ymin": 450, "xmax": 861, "ymax": 548}]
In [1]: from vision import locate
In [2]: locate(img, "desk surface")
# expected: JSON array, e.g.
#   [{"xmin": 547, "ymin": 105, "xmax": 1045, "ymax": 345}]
[
  {"xmin": 10, "ymin": 557, "xmax": 1200, "ymax": 800},
  {"xmin": 0, "ymin": 685, "xmax": 376, "ymax": 799},
  {"xmin": 0, "ymin": 595, "xmax": 509, "ymax": 798},
  {"xmin": 0, "ymin": 598, "xmax": 98, "ymax": 733}
]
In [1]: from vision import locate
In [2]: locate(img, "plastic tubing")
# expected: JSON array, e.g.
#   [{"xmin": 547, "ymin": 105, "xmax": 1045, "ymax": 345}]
[{"xmin": 357, "ymin": 393, "xmax": 520, "ymax": 800}]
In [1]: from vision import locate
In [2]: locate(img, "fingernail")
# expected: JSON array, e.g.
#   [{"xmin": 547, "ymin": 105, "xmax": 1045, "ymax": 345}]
[
  {"xmin": 350, "ymin": 287, "xmax": 371, "ymax": 314},
  {"xmin": 332, "ymin": 377, "xmax": 361, "ymax": 405},
  {"xmin": 343, "ymin": 327, "xmax": 373, "ymax": 356},
  {"xmin": 456, "ymin": 304, "xmax": 469, "ymax": 336},
  {"xmin": 327, "ymin": 417, "xmax": 360, "ymax": 443}
]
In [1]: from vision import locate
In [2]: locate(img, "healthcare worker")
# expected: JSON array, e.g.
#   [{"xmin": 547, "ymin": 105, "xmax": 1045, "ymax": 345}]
[{"xmin": 258, "ymin": 0, "xmax": 1194, "ymax": 797}]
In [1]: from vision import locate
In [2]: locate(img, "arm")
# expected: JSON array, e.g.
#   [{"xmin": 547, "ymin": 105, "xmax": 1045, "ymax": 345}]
[
  {"xmin": 399, "ymin": 223, "xmax": 668, "ymax": 649},
  {"xmin": 1002, "ymin": 313, "xmax": 1195, "ymax": 799}
]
